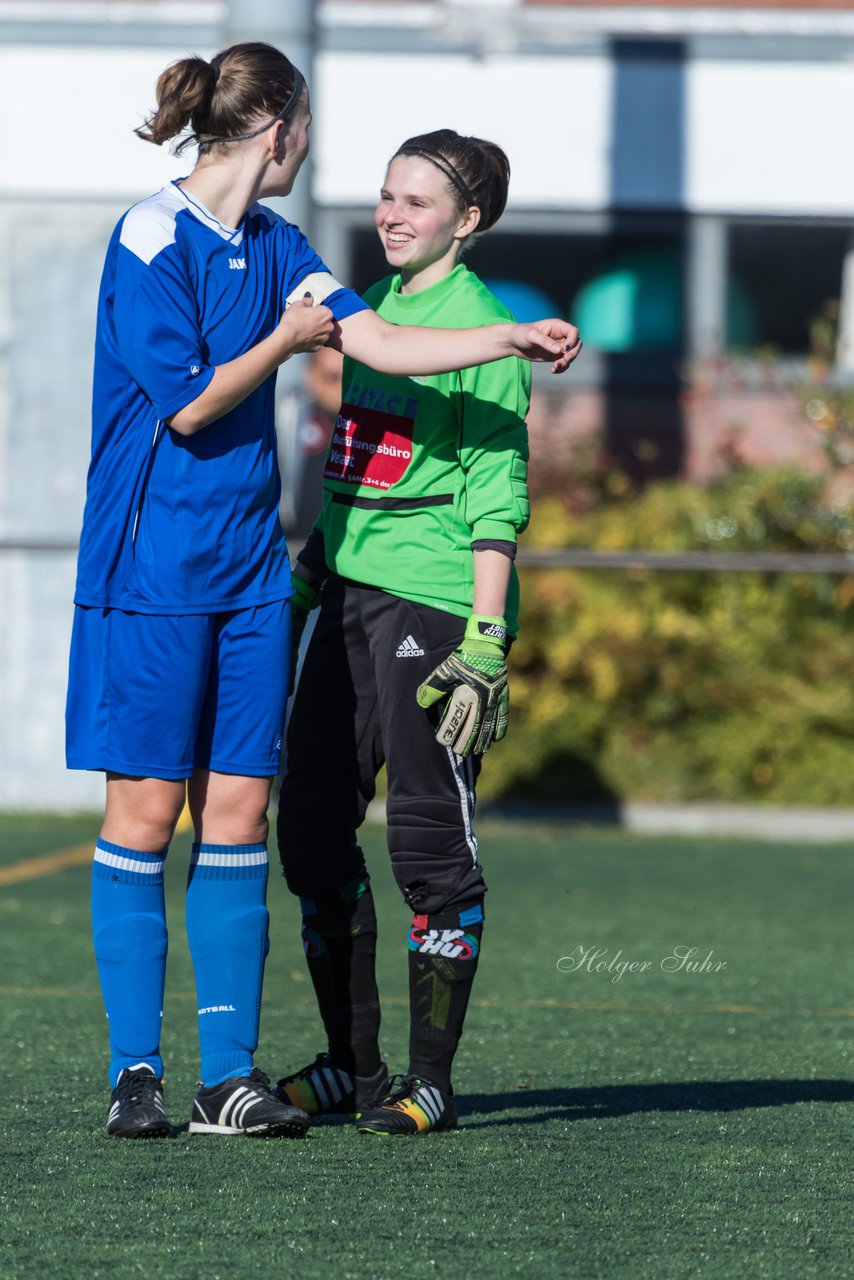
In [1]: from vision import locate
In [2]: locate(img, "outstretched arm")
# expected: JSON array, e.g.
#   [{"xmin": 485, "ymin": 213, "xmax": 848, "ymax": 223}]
[{"xmin": 330, "ymin": 308, "xmax": 582, "ymax": 377}]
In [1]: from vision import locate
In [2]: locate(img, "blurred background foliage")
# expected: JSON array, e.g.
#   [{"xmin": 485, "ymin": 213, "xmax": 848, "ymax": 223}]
[{"xmin": 486, "ymin": 445, "xmax": 854, "ymax": 807}]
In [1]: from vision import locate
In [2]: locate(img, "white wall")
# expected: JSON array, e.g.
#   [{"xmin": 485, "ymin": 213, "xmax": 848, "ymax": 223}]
[
  {"xmin": 687, "ymin": 59, "xmax": 854, "ymax": 216},
  {"xmin": 315, "ymin": 48, "xmax": 854, "ymax": 217},
  {"xmin": 3, "ymin": 41, "xmax": 851, "ymax": 215},
  {"xmin": 0, "ymin": 41, "xmax": 201, "ymax": 811},
  {"xmin": 0, "ymin": 44, "xmax": 204, "ymax": 198},
  {"xmin": 314, "ymin": 51, "xmax": 612, "ymax": 210},
  {"xmin": 0, "ymin": 552, "xmax": 102, "ymax": 809},
  {"xmin": 0, "ymin": 199, "xmax": 127, "ymax": 810}
]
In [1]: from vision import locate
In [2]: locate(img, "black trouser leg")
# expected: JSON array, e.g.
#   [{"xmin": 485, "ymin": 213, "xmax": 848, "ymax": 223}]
[
  {"xmin": 279, "ymin": 581, "xmax": 489, "ymax": 1090},
  {"xmin": 278, "ymin": 581, "xmax": 383, "ymax": 1072},
  {"xmin": 360, "ymin": 590, "xmax": 488, "ymax": 1091},
  {"xmin": 299, "ymin": 876, "xmax": 382, "ymax": 1078},
  {"xmin": 407, "ymin": 903, "xmax": 484, "ymax": 1092},
  {"xmin": 363, "ymin": 587, "xmax": 486, "ymax": 914}
]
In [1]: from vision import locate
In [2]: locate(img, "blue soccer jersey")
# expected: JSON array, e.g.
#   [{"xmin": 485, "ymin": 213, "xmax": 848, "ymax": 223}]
[{"xmin": 75, "ymin": 181, "xmax": 367, "ymax": 613}]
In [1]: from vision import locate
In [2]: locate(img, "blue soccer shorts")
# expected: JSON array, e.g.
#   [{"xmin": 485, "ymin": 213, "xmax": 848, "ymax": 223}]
[{"xmin": 66, "ymin": 600, "xmax": 291, "ymax": 780}]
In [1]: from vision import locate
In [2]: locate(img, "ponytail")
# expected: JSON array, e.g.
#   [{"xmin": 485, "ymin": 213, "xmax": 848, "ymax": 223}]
[
  {"xmin": 136, "ymin": 41, "xmax": 301, "ymax": 154},
  {"xmin": 135, "ymin": 56, "xmax": 216, "ymax": 146}
]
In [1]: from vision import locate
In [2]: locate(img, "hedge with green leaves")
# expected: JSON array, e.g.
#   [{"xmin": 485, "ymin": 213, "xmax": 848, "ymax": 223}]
[{"xmin": 486, "ymin": 468, "xmax": 854, "ymax": 806}]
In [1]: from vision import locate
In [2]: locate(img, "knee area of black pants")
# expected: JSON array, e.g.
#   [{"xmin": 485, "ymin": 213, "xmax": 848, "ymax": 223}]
[
  {"xmin": 397, "ymin": 866, "xmax": 487, "ymax": 916},
  {"xmin": 299, "ymin": 872, "xmax": 377, "ymax": 946},
  {"xmin": 277, "ymin": 814, "xmax": 368, "ymax": 899}
]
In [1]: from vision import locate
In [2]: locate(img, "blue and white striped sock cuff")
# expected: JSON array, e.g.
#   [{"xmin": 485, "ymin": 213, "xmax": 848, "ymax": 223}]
[
  {"xmin": 92, "ymin": 840, "xmax": 167, "ymax": 885},
  {"xmin": 188, "ymin": 843, "xmax": 269, "ymax": 882}
]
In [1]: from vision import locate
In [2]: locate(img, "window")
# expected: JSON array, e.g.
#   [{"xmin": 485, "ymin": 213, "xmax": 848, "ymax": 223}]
[{"xmin": 727, "ymin": 222, "xmax": 849, "ymax": 354}]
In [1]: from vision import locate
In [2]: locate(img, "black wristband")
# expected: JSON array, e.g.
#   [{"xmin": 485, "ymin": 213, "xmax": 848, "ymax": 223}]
[{"xmin": 471, "ymin": 539, "xmax": 517, "ymax": 561}]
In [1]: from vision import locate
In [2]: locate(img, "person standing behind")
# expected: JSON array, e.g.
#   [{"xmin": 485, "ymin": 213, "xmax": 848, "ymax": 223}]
[
  {"xmin": 67, "ymin": 43, "xmax": 581, "ymax": 1142},
  {"xmin": 277, "ymin": 130, "xmax": 579, "ymax": 1134},
  {"xmin": 277, "ymin": 347, "xmax": 343, "ymax": 541}
]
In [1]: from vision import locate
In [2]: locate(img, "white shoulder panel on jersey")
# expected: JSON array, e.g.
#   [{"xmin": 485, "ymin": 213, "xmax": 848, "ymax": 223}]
[
  {"xmin": 119, "ymin": 186, "xmax": 184, "ymax": 266},
  {"xmin": 285, "ymin": 273, "xmax": 347, "ymax": 306}
]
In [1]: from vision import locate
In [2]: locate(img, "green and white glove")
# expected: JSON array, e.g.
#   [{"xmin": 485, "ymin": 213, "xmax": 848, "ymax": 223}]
[
  {"xmin": 416, "ymin": 615, "xmax": 509, "ymax": 757},
  {"xmin": 288, "ymin": 573, "xmax": 321, "ymax": 695}
]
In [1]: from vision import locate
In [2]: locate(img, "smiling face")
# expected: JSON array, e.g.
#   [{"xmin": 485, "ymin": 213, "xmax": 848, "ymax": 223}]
[{"xmin": 374, "ymin": 154, "xmax": 480, "ymax": 292}]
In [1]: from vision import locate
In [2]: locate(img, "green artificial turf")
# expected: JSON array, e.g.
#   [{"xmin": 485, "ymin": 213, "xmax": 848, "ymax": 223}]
[{"xmin": 0, "ymin": 814, "xmax": 851, "ymax": 1280}]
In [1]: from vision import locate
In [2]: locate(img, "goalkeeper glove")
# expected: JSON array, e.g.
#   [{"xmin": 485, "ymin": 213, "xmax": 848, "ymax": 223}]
[
  {"xmin": 288, "ymin": 573, "xmax": 321, "ymax": 695},
  {"xmin": 416, "ymin": 615, "xmax": 509, "ymax": 757}
]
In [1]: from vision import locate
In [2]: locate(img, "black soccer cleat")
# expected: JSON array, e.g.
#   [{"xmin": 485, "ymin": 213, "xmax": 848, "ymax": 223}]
[
  {"xmin": 277, "ymin": 1053, "xmax": 389, "ymax": 1118},
  {"xmin": 356, "ymin": 1075, "xmax": 458, "ymax": 1136},
  {"xmin": 106, "ymin": 1065, "xmax": 172, "ymax": 1139},
  {"xmin": 189, "ymin": 1067, "xmax": 310, "ymax": 1137}
]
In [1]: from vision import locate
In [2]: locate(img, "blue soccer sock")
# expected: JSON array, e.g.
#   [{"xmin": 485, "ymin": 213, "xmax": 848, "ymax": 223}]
[
  {"xmin": 91, "ymin": 839, "xmax": 169, "ymax": 1088},
  {"xmin": 185, "ymin": 843, "xmax": 270, "ymax": 1087}
]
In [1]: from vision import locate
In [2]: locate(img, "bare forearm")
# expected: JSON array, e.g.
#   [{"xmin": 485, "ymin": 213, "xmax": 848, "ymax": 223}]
[
  {"xmin": 168, "ymin": 333, "xmax": 292, "ymax": 434},
  {"xmin": 334, "ymin": 309, "xmax": 579, "ymax": 377},
  {"xmin": 472, "ymin": 548, "xmax": 512, "ymax": 617},
  {"xmin": 168, "ymin": 300, "xmax": 334, "ymax": 435},
  {"xmin": 334, "ymin": 311, "xmax": 509, "ymax": 375}
]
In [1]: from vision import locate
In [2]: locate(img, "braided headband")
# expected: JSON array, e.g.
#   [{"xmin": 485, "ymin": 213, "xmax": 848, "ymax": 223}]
[
  {"xmin": 395, "ymin": 144, "xmax": 476, "ymax": 208},
  {"xmin": 196, "ymin": 67, "xmax": 305, "ymax": 146}
]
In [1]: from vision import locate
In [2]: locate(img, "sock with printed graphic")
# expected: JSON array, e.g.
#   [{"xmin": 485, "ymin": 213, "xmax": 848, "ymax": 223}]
[
  {"xmin": 299, "ymin": 876, "xmax": 382, "ymax": 1078},
  {"xmin": 185, "ymin": 843, "xmax": 270, "ymax": 1087},
  {"xmin": 407, "ymin": 902, "xmax": 484, "ymax": 1093},
  {"xmin": 91, "ymin": 839, "xmax": 168, "ymax": 1087}
]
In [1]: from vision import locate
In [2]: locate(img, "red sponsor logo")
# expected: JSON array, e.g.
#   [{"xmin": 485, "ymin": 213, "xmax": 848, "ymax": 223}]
[{"xmin": 323, "ymin": 401, "xmax": 414, "ymax": 490}]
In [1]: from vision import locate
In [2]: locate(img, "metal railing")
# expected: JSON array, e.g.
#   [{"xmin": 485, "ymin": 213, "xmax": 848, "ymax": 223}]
[
  {"xmin": 516, "ymin": 548, "xmax": 854, "ymax": 574},
  {"xmin": 2, "ymin": 539, "xmax": 853, "ymax": 575}
]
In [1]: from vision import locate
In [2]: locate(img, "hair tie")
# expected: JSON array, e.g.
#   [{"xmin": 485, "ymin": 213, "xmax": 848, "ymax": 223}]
[
  {"xmin": 211, "ymin": 62, "xmax": 221, "ymax": 86},
  {"xmin": 199, "ymin": 68, "xmax": 304, "ymax": 146},
  {"xmin": 395, "ymin": 144, "xmax": 475, "ymax": 209}
]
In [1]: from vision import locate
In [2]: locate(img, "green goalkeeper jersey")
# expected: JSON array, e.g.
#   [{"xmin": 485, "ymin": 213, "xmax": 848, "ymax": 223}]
[{"xmin": 316, "ymin": 264, "xmax": 531, "ymax": 630}]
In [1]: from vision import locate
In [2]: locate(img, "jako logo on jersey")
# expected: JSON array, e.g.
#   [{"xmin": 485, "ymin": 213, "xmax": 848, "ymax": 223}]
[
  {"xmin": 408, "ymin": 926, "xmax": 478, "ymax": 960},
  {"xmin": 229, "ymin": 258, "xmax": 246, "ymax": 270},
  {"xmin": 396, "ymin": 635, "xmax": 425, "ymax": 657}
]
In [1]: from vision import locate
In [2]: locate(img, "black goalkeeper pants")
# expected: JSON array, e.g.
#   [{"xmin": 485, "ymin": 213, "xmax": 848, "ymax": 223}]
[{"xmin": 277, "ymin": 577, "xmax": 486, "ymax": 914}]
